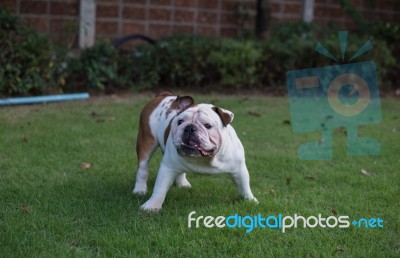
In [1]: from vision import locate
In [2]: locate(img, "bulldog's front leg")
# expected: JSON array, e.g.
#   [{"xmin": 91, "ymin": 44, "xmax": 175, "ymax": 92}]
[
  {"xmin": 141, "ymin": 163, "xmax": 177, "ymax": 211},
  {"xmin": 230, "ymin": 164, "xmax": 258, "ymax": 203}
]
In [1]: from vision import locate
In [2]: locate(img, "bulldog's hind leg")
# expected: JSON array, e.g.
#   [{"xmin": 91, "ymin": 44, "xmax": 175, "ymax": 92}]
[{"xmin": 132, "ymin": 125, "xmax": 158, "ymax": 196}]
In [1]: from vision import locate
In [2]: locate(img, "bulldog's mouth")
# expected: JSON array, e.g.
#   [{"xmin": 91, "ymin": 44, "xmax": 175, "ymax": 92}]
[{"xmin": 177, "ymin": 143, "xmax": 215, "ymax": 157}]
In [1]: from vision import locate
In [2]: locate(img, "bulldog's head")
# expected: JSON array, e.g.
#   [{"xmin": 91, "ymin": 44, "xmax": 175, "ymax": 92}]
[{"xmin": 172, "ymin": 104, "xmax": 234, "ymax": 158}]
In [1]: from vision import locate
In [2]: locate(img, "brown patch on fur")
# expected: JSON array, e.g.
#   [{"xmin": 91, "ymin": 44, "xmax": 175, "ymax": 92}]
[
  {"xmin": 164, "ymin": 120, "xmax": 173, "ymax": 145},
  {"xmin": 136, "ymin": 93, "xmax": 172, "ymax": 162},
  {"xmin": 163, "ymin": 96, "xmax": 195, "ymax": 143},
  {"xmin": 137, "ymin": 93, "xmax": 195, "ymax": 161},
  {"xmin": 165, "ymin": 95, "xmax": 195, "ymax": 118},
  {"xmin": 156, "ymin": 91, "xmax": 172, "ymax": 97}
]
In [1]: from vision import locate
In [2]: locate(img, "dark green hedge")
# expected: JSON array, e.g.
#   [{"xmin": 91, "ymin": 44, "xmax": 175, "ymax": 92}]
[
  {"xmin": 0, "ymin": 8, "xmax": 398, "ymax": 96},
  {"xmin": 126, "ymin": 32, "xmax": 396, "ymax": 91},
  {"xmin": 0, "ymin": 9, "xmax": 64, "ymax": 96}
]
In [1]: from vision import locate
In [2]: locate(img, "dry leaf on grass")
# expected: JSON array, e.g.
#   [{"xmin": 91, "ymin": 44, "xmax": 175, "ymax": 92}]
[
  {"xmin": 269, "ymin": 189, "xmax": 277, "ymax": 196},
  {"xmin": 331, "ymin": 209, "xmax": 337, "ymax": 216},
  {"xmin": 247, "ymin": 111, "xmax": 261, "ymax": 117},
  {"xmin": 80, "ymin": 162, "xmax": 92, "ymax": 170},
  {"xmin": 336, "ymin": 246, "xmax": 345, "ymax": 253},
  {"xmin": 20, "ymin": 204, "xmax": 29, "ymax": 213},
  {"xmin": 360, "ymin": 168, "xmax": 372, "ymax": 176},
  {"xmin": 305, "ymin": 175, "xmax": 315, "ymax": 180}
]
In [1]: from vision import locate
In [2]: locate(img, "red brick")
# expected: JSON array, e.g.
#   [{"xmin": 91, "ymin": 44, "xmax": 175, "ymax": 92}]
[
  {"xmin": 97, "ymin": 4, "xmax": 119, "ymax": 18},
  {"xmin": 197, "ymin": 26, "xmax": 217, "ymax": 36},
  {"xmin": 149, "ymin": 24, "xmax": 171, "ymax": 37},
  {"xmin": 50, "ymin": 2, "xmax": 78, "ymax": 16},
  {"xmin": 325, "ymin": 0, "xmax": 339, "ymax": 4},
  {"xmin": 283, "ymin": 3, "xmax": 301, "ymax": 14},
  {"xmin": 335, "ymin": 20, "xmax": 346, "ymax": 30},
  {"xmin": 283, "ymin": 16, "xmax": 302, "ymax": 21},
  {"xmin": 150, "ymin": 0, "xmax": 171, "ymax": 6},
  {"xmin": 271, "ymin": 3, "xmax": 281, "ymax": 13},
  {"xmin": 175, "ymin": 0, "xmax": 196, "ymax": 8},
  {"xmin": 174, "ymin": 10, "xmax": 195, "ymax": 23},
  {"xmin": 393, "ymin": 1, "xmax": 400, "ymax": 12},
  {"xmin": 221, "ymin": 0, "xmax": 236, "ymax": 10},
  {"xmin": 123, "ymin": 6, "xmax": 146, "ymax": 20},
  {"xmin": 350, "ymin": 0, "xmax": 363, "ymax": 6},
  {"xmin": 98, "ymin": 0, "xmax": 120, "ymax": 3},
  {"xmin": 314, "ymin": 5, "xmax": 326, "ymax": 17},
  {"xmin": 198, "ymin": 11, "xmax": 217, "ymax": 24},
  {"xmin": 269, "ymin": 16, "xmax": 281, "ymax": 23},
  {"xmin": 123, "ymin": 0, "xmax": 147, "ymax": 4},
  {"xmin": 22, "ymin": 16, "xmax": 49, "ymax": 33},
  {"xmin": 378, "ymin": 0, "xmax": 395, "ymax": 9},
  {"xmin": 149, "ymin": 8, "xmax": 171, "ymax": 21},
  {"xmin": 344, "ymin": 18, "xmax": 357, "ymax": 30},
  {"xmin": 20, "ymin": 0, "xmax": 47, "ymax": 15},
  {"xmin": 327, "ymin": 7, "xmax": 345, "ymax": 18},
  {"xmin": 96, "ymin": 20, "xmax": 118, "ymax": 34},
  {"xmin": 198, "ymin": 0, "xmax": 218, "ymax": 9},
  {"xmin": 378, "ymin": 10, "xmax": 395, "ymax": 21},
  {"xmin": 364, "ymin": 8, "xmax": 381, "ymax": 20},
  {"xmin": 221, "ymin": 12, "xmax": 236, "ymax": 24},
  {"xmin": 271, "ymin": 14, "xmax": 283, "ymax": 21},
  {"xmin": 172, "ymin": 25, "xmax": 194, "ymax": 34},
  {"xmin": 314, "ymin": 17, "xmax": 326, "ymax": 26},
  {"xmin": 0, "ymin": 0, "xmax": 17, "ymax": 12},
  {"xmin": 220, "ymin": 27, "xmax": 237, "ymax": 37},
  {"xmin": 122, "ymin": 22, "xmax": 146, "ymax": 34},
  {"xmin": 50, "ymin": 18, "xmax": 78, "ymax": 33}
]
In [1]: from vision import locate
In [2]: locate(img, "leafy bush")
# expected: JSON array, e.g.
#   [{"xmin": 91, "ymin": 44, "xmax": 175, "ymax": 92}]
[
  {"xmin": 131, "ymin": 29, "xmax": 396, "ymax": 90},
  {"xmin": 134, "ymin": 36, "xmax": 216, "ymax": 88},
  {"xmin": 64, "ymin": 40, "xmax": 149, "ymax": 92},
  {"xmin": 0, "ymin": 9, "xmax": 63, "ymax": 96},
  {"xmin": 257, "ymin": 27, "xmax": 396, "ymax": 88},
  {"xmin": 208, "ymin": 39, "xmax": 261, "ymax": 87},
  {"xmin": 0, "ymin": 10, "xmax": 397, "ymax": 97},
  {"xmin": 64, "ymin": 40, "xmax": 119, "ymax": 91}
]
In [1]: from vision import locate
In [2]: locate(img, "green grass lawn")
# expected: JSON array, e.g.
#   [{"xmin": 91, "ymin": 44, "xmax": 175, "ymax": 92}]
[{"xmin": 0, "ymin": 94, "xmax": 399, "ymax": 257}]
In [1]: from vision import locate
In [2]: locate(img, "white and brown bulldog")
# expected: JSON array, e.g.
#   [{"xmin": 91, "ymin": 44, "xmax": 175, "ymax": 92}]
[{"xmin": 132, "ymin": 92, "xmax": 258, "ymax": 211}]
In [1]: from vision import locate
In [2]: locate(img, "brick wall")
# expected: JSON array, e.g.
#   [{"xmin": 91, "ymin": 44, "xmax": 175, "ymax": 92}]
[{"xmin": 1, "ymin": 0, "xmax": 399, "ymax": 44}]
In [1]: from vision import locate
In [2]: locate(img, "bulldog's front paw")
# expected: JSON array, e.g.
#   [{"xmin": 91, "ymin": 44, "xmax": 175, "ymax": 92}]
[
  {"xmin": 245, "ymin": 196, "xmax": 259, "ymax": 204},
  {"xmin": 140, "ymin": 200, "xmax": 162, "ymax": 211},
  {"xmin": 132, "ymin": 184, "xmax": 147, "ymax": 196}
]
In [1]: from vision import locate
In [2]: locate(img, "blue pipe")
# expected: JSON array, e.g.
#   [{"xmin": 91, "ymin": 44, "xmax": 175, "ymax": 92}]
[{"xmin": 0, "ymin": 93, "xmax": 90, "ymax": 106}]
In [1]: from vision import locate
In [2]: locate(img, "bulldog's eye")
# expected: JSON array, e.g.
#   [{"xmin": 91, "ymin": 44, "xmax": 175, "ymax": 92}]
[
  {"xmin": 204, "ymin": 123, "xmax": 212, "ymax": 129},
  {"xmin": 177, "ymin": 119, "xmax": 184, "ymax": 125}
]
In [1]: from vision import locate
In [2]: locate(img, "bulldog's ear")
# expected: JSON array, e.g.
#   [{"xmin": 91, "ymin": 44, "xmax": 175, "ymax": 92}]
[
  {"xmin": 175, "ymin": 95, "xmax": 195, "ymax": 111},
  {"xmin": 212, "ymin": 106, "xmax": 234, "ymax": 126}
]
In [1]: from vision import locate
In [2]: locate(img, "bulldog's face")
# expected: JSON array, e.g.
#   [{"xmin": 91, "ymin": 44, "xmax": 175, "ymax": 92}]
[{"xmin": 172, "ymin": 104, "xmax": 234, "ymax": 158}]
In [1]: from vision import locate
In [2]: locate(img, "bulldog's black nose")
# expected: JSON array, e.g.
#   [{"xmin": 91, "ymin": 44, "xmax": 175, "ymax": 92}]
[
  {"xmin": 183, "ymin": 124, "xmax": 197, "ymax": 144},
  {"xmin": 184, "ymin": 124, "xmax": 197, "ymax": 133}
]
